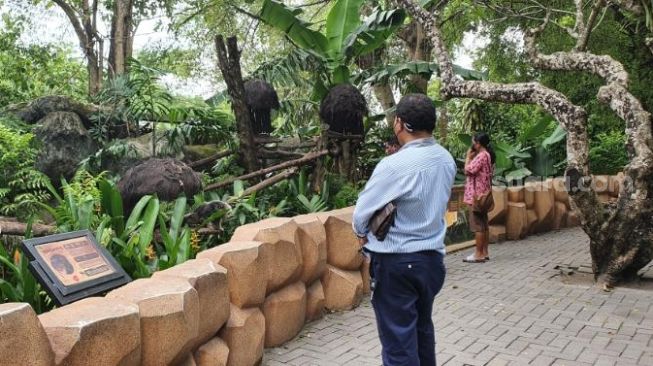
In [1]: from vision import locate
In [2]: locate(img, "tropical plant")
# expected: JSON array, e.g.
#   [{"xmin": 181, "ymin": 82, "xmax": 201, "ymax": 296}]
[
  {"xmin": 0, "ymin": 227, "xmax": 53, "ymax": 313},
  {"xmin": 0, "ymin": 124, "xmax": 51, "ymax": 219},
  {"xmin": 259, "ymin": 0, "xmax": 406, "ymax": 95},
  {"xmin": 589, "ymin": 132, "xmax": 629, "ymax": 175}
]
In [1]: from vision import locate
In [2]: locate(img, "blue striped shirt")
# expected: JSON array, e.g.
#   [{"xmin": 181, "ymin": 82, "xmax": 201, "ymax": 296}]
[{"xmin": 352, "ymin": 137, "xmax": 456, "ymax": 255}]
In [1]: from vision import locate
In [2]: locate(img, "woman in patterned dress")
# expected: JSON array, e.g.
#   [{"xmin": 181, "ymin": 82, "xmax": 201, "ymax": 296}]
[{"xmin": 463, "ymin": 132, "xmax": 495, "ymax": 263}]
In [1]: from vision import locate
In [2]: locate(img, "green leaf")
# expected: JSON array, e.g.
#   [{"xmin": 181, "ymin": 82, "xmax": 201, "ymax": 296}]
[
  {"xmin": 542, "ymin": 125, "xmax": 567, "ymax": 149},
  {"xmin": 170, "ymin": 196, "xmax": 187, "ymax": 241},
  {"xmin": 505, "ymin": 167, "xmax": 532, "ymax": 181},
  {"xmin": 495, "ymin": 141, "xmax": 531, "ymax": 159},
  {"xmin": 125, "ymin": 195, "xmax": 152, "ymax": 232},
  {"xmin": 99, "ymin": 179, "xmax": 124, "ymax": 235},
  {"xmin": 346, "ymin": 8, "xmax": 407, "ymax": 58},
  {"xmin": 522, "ymin": 118, "xmax": 552, "ymax": 142},
  {"xmin": 326, "ymin": 0, "xmax": 364, "ymax": 55},
  {"xmin": 260, "ymin": 0, "xmax": 330, "ymax": 58},
  {"xmin": 138, "ymin": 197, "xmax": 160, "ymax": 254}
]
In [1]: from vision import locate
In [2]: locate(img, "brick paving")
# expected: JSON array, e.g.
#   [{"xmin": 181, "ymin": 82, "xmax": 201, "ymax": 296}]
[{"xmin": 265, "ymin": 228, "xmax": 653, "ymax": 365}]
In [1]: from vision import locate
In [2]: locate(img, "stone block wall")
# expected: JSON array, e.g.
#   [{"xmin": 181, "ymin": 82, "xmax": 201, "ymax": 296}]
[
  {"xmin": 486, "ymin": 175, "xmax": 622, "ymax": 243},
  {"xmin": 0, "ymin": 175, "xmax": 619, "ymax": 365},
  {"xmin": 0, "ymin": 207, "xmax": 367, "ymax": 366}
]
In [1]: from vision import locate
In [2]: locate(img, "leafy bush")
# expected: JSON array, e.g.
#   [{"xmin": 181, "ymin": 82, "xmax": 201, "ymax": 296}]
[
  {"xmin": 0, "ymin": 123, "xmax": 51, "ymax": 219},
  {"xmin": 589, "ymin": 131, "xmax": 628, "ymax": 175}
]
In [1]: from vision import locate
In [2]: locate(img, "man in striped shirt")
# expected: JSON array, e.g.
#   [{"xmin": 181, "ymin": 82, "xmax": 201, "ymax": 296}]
[{"xmin": 353, "ymin": 94, "xmax": 456, "ymax": 366}]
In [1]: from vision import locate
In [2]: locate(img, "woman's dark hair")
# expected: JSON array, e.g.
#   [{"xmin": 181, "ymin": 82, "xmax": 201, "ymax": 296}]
[
  {"xmin": 396, "ymin": 94, "xmax": 436, "ymax": 132},
  {"xmin": 473, "ymin": 132, "xmax": 496, "ymax": 164}
]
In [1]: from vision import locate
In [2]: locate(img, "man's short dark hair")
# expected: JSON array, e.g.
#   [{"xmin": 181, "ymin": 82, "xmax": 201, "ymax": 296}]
[{"xmin": 395, "ymin": 94, "xmax": 436, "ymax": 133}]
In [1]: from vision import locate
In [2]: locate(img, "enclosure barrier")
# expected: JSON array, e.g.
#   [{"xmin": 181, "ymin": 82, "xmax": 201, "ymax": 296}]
[{"xmin": 0, "ymin": 175, "xmax": 623, "ymax": 366}]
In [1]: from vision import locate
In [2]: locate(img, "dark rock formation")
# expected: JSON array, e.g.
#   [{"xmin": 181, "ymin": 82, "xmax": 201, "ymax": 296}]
[
  {"xmin": 117, "ymin": 158, "xmax": 202, "ymax": 211},
  {"xmin": 6, "ymin": 96, "xmax": 101, "ymax": 128},
  {"xmin": 34, "ymin": 111, "xmax": 96, "ymax": 183}
]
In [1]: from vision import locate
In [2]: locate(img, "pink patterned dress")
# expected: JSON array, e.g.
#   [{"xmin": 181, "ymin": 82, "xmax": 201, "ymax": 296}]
[{"xmin": 464, "ymin": 150, "xmax": 493, "ymax": 205}]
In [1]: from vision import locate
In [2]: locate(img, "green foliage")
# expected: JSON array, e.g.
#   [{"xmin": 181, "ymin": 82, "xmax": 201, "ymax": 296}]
[
  {"xmin": 589, "ymin": 132, "xmax": 629, "ymax": 175},
  {"xmin": 259, "ymin": 0, "xmax": 406, "ymax": 88},
  {"xmin": 0, "ymin": 123, "xmax": 51, "ymax": 219},
  {"xmin": 0, "ymin": 237, "xmax": 53, "ymax": 313},
  {"xmin": 0, "ymin": 15, "xmax": 86, "ymax": 107}
]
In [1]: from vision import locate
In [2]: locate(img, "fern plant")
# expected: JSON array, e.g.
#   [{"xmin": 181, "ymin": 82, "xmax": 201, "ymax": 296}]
[{"xmin": 0, "ymin": 124, "xmax": 51, "ymax": 219}]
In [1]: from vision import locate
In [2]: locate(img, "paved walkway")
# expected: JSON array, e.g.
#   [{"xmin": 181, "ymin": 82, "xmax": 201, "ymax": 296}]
[{"xmin": 265, "ymin": 228, "xmax": 653, "ymax": 365}]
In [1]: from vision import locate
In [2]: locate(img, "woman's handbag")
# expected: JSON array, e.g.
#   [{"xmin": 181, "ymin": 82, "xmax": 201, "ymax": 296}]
[
  {"xmin": 370, "ymin": 202, "xmax": 396, "ymax": 241},
  {"xmin": 472, "ymin": 191, "xmax": 494, "ymax": 213}
]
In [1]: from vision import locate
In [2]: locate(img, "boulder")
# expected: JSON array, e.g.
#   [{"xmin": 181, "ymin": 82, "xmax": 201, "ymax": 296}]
[
  {"xmin": 153, "ymin": 259, "xmax": 230, "ymax": 348},
  {"xmin": 219, "ymin": 305, "xmax": 265, "ymax": 366},
  {"xmin": 34, "ymin": 111, "xmax": 96, "ymax": 183},
  {"xmin": 305, "ymin": 281, "xmax": 326, "ymax": 322},
  {"xmin": 321, "ymin": 265, "xmax": 364, "ymax": 311},
  {"xmin": 507, "ymin": 186, "xmax": 525, "ymax": 203},
  {"xmin": 361, "ymin": 257, "xmax": 371, "ymax": 295},
  {"xmin": 39, "ymin": 297, "xmax": 140, "ymax": 366},
  {"xmin": 117, "ymin": 158, "xmax": 202, "ymax": 211},
  {"xmin": 488, "ymin": 187, "xmax": 507, "ymax": 225},
  {"xmin": 106, "ymin": 278, "xmax": 200, "ymax": 366},
  {"xmin": 263, "ymin": 282, "xmax": 307, "ymax": 347},
  {"xmin": 489, "ymin": 225, "xmax": 506, "ymax": 243},
  {"xmin": 0, "ymin": 303, "xmax": 54, "ymax": 366},
  {"xmin": 183, "ymin": 144, "xmax": 222, "ymax": 162},
  {"xmin": 194, "ymin": 337, "xmax": 229, "ymax": 366},
  {"xmin": 506, "ymin": 202, "xmax": 528, "ymax": 240},
  {"xmin": 231, "ymin": 218, "xmax": 303, "ymax": 293},
  {"xmin": 315, "ymin": 207, "xmax": 363, "ymax": 270},
  {"xmin": 293, "ymin": 215, "xmax": 328, "ymax": 284},
  {"xmin": 553, "ymin": 202, "xmax": 568, "ymax": 230},
  {"xmin": 533, "ymin": 181, "xmax": 555, "ymax": 232},
  {"xmin": 8, "ymin": 95, "xmax": 98, "ymax": 126},
  {"xmin": 197, "ymin": 241, "xmax": 268, "ymax": 308}
]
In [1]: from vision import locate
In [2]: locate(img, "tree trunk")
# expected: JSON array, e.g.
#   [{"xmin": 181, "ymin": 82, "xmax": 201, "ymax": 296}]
[
  {"xmin": 400, "ymin": 21, "xmax": 432, "ymax": 93},
  {"xmin": 108, "ymin": 0, "xmax": 134, "ymax": 78},
  {"xmin": 373, "ymin": 83, "xmax": 396, "ymax": 128},
  {"xmin": 394, "ymin": 0, "xmax": 653, "ymax": 287},
  {"xmin": 438, "ymin": 102, "xmax": 449, "ymax": 143},
  {"xmin": 214, "ymin": 35, "xmax": 259, "ymax": 173}
]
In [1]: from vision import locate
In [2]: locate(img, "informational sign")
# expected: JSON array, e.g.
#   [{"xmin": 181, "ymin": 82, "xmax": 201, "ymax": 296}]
[{"xmin": 22, "ymin": 230, "xmax": 130, "ymax": 306}]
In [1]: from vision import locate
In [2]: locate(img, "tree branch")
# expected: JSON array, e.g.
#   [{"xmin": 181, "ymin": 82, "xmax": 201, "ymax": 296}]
[
  {"xmin": 576, "ymin": 0, "xmax": 607, "ymax": 51},
  {"xmin": 204, "ymin": 150, "xmax": 328, "ymax": 191}
]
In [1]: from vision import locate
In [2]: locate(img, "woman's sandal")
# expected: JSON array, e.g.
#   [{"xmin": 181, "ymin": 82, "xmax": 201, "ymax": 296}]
[{"xmin": 462, "ymin": 254, "xmax": 486, "ymax": 263}]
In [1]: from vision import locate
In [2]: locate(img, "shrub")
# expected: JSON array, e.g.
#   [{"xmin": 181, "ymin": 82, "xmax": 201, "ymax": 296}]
[{"xmin": 589, "ymin": 131, "xmax": 628, "ymax": 175}]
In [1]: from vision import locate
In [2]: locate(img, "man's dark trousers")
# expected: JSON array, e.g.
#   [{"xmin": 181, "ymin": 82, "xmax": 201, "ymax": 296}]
[{"xmin": 369, "ymin": 251, "xmax": 446, "ymax": 366}]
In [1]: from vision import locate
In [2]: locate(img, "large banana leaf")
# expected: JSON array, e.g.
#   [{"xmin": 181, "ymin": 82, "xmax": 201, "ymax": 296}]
[
  {"xmin": 542, "ymin": 125, "xmax": 567, "ymax": 149},
  {"xmin": 521, "ymin": 118, "xmax": 552, "ymax": 142},
  {"xmin": 360, "ymin": 61, "xmax": 487, "ymax": 84},
  {"xmin": 344, "ymin": 8, "xmax": 407, "ymax": 58},
  {"xmin": 260, "ymin": 0, "xmax": 330, "ymax": 58},
  {"xmin": 326, "ymin": 0, "xmax": 364, "ymax": 56}
]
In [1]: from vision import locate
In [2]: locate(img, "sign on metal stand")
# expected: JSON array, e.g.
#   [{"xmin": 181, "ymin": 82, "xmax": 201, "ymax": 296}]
[{"xmin": 21, "ymin": 230, "xmax": 131, "ymax": 306}]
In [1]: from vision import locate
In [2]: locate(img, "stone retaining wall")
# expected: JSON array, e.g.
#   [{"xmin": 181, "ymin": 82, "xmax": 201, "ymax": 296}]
[
  {"xmin": 0, "ymin": 175, "xmax": 621, "ymax": 366},
  {"xmin": 485, "ymin": 175, "xmax": 622, "ymax": 243},
  {"xmin": 0, "ymin": 207, "xmax": 366, "ymax": 366}
]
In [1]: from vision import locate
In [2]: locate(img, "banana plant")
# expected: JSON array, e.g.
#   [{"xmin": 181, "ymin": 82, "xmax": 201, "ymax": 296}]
[{"xmin": 259, "ymin": 0, "xmax": 406, "ymax": 94}]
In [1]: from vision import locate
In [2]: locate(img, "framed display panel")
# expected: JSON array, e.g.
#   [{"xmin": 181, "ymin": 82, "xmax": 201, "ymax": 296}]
[{"xmin": 21, "ymin": 230, "xmax": 131, "ymax": 306}]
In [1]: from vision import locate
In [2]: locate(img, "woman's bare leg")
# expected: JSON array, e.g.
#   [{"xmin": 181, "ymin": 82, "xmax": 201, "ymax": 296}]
[
  {"xmin": 474, "ymin": 232, "xmax": 485, "ymax": 259},
  {"xmin": 482, "ymin": 230, "xmax": 490, "ymax": 258}
]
